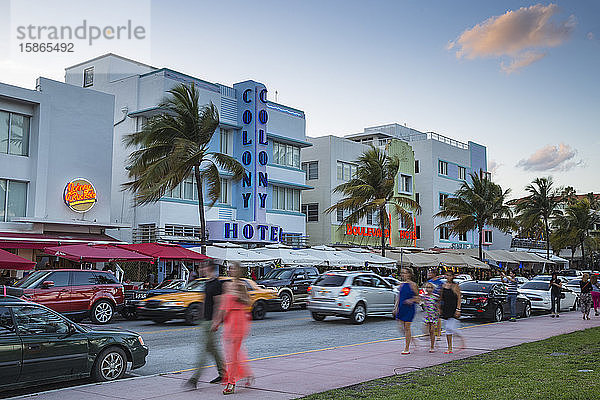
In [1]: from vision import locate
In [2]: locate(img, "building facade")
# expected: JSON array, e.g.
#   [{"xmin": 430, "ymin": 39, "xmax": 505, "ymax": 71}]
[
  {"xmin": 0, "ymin": 77, "xmax": 120, "ymax": 273},
  {"xmin": 300, "ymin": 135, "xmax": 416, "ymax": 248},
  {"xmin": 64, "ymin": 54, "xmax": 309, "ymax": 247}
]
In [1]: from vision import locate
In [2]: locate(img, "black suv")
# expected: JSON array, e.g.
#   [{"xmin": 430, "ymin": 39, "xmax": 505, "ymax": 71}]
[{"xmin": 257, "ymin": 267, "xmax": 319, "ymax": 311}]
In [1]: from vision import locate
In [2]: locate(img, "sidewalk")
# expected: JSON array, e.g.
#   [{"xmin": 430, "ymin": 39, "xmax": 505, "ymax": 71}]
[{"xmin": 12, "ymin": 312, "xmax": 600, "ymax": 400}]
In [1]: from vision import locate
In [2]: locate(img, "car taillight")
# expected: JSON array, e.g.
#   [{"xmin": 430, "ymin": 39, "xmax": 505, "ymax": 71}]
[
  {"xmin": 307, "ymin": 286, "xmax": 312, "ymax": 293},
  {"xmin": 340, "ymin": 287, "xmax": 351, "ymax": 296}
]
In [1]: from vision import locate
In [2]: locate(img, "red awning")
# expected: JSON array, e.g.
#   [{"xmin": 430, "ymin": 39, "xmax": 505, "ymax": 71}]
[
  {"xmin": 0, "ymin": 232, "xmax": 124, "ymax": 249},
  {"xmin": 0, "ymin": 249, "xmax": 36, "ymax": 270},
  {"xmin": 117, "ymin": 243, "xmax": 211, "ymax": 261},
  {"xmin": 43, "ymin": 244, "xmax": 153, "ymax": 263}
]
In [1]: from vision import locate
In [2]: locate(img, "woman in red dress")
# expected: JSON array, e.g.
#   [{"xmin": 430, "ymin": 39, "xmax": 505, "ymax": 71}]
[{"xmin": 212, "ymin": 262, "xmax": 253, "ymax": 395}]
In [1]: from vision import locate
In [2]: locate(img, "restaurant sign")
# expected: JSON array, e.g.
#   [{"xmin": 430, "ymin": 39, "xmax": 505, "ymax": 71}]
[{"xmin": 64, "ymin": 178, "xmax": 97, "ymax": 213}]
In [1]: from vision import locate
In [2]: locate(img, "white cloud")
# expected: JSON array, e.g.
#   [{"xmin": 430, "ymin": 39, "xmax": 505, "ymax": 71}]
[
  {"xmin": 516, "ymin": 143, "xmax": 583, "ymax": 171},
  {"xmin": 448, "ymin": 4, "xmax": 576, "ymax": 73},
  {"xmin": 588, "ymin": 32, "xmax": 595, "ymax": 40},
  {"xmin": 488, "ymin": 159, "xmax": 502, "ymax": 175}
]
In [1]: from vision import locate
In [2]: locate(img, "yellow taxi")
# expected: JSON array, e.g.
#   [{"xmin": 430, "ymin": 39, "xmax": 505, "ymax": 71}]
[{"xmin": 137, "ymin": 277, "xmax": 280, "ymax": 324}]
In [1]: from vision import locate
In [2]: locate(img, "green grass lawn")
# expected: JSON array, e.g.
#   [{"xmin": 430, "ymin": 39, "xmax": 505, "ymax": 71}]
[{"xmin": 303, "ymin": 327, "xmax": 600, "ymax": 400}]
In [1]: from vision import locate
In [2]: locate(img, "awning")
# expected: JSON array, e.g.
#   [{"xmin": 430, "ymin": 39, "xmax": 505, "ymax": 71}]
[
  {"xmin": 117, "ymin": 243, "xmax": 210, "ymax": 262},
  {"xmin": 391, "ymin": 251, "xmax": 490, "ymax": 269},
  {"xmin": 189, "ymin": 242, "xmax": 276, "ymax": 267},
  {"xmin": 337, "ymin": 248, "xmax": 397, "ymax": 269},
  {"xmin": 43, "ymin": 244, "xmax": 153, "ymax": 263},
  {"xmin": 0, "ymin": 249, "xmax": 35, "ymax": 270},
  {"xmin": 303, "ymin": 246, "xmax": 364, "ymax": 267},
  {"xmin": 0, "ymin": 232, "xmax": 124, "ymax": 249},
  {"xmin": 254, "ymin": 245, "xmax": 323, "ymax": 267},
  {"xmin": 509, "ymin": 251, "xmax": 555, "ymax": 264}
]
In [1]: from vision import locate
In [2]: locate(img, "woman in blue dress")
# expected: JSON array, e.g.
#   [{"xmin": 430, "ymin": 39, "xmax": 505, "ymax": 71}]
[{"xmin": 394, "ymin": 268, "xmax": 420, "ymax": 354}]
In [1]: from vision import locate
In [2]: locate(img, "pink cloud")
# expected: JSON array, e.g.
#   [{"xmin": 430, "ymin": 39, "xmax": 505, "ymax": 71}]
[{"xmin": 516, "ymin": 143, "xmax": 583, "ymax": 171}]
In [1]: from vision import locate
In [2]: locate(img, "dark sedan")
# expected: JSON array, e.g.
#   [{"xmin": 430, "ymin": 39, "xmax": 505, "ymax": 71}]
[
  {"xmin": 0, "ymin": 294, "xmax": 148, "ymax": 392},
  {"xmin": 459, "ymin": 281, "xmax": 531, "ymax": 322}
]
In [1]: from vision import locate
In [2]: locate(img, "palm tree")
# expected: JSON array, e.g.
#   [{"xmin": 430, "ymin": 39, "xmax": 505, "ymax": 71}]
[
  {"xmin": 123, "ymin": 83, "xmax": 245, "ymax": 254},
  {"xmin": 435, "ymin": 173, "xmax": 514, "ymax": 261},
  {"xmin": 553, "ymin": 199, "xmax": 600, "ymax": 267},
  {"xmin": 325, "ymin": 147, "xmax": 420, "ymax": 257},
  {"xmin": 515, "ymin": 177, "xmax": 562, "ymax": 260}
]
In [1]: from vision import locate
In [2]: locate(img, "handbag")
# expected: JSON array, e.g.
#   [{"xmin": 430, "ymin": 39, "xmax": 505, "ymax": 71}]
[{"xmin": 560, "ymin": 292, "xmax": 565, "ymax": 299}]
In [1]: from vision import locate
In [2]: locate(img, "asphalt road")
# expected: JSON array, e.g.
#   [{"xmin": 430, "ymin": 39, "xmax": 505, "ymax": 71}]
[{"xmin": 3, "ymin": 307, "xmax": 483, "ymax": 398}]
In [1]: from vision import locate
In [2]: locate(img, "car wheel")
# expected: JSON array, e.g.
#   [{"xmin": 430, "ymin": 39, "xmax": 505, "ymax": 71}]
[
  {"xmin": 350, "ymin": 303, "xmax": 366, "ymax": 325},
  {"xmin": 90, "ymin": 300, "xmax": 115, "ymax": 324},
  {"xmin": 522, "ymin": 303, "xmax": 531, "ymax": 318},
  {"xmin": 311, "ymin": 312, "xmax": 326, "ymax": 321},
  {"xmin": 280, "ymin": 292, "xmax": 292, "ymax": 311},
  {"xmin": 120, "ymin": 309, "xmax": 138, "ymax": 321},
  {"xmin": 252, "ymin": 301, "xmax": 267, "ymax": 320},
  {"xmin": 493, "ymin": 306, "xmax": 503, "ymax": 322},
  {"xmin": 92, "ymin": 346, "xmax": 127, "ymax": 382},
  {"xmin": 185, "ymin": 303, "xmax": 203, "ymax": 325}
]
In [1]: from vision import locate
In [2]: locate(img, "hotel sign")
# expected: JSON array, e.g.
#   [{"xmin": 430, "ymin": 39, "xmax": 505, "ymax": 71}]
[{"xmin": 64, "ymin": 178, "xmax": 97, "ymax": 213}]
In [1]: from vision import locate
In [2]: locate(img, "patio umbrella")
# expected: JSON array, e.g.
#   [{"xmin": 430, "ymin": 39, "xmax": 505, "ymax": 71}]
[
  {"xmin": 302, "ymin": 246, "xmax": 363, "ymax": 267},
  {"xmin": 43, "ymin": 244, "xmax": 153, "ymax": 263},
  {"xmin": 0, "ymin": 248, "xmax": 35, "ymax": 270},
  {"xmin": 189, "ymin": 242, "xmax": 276, "ymax": 267},
  {"xmin": 254, "ymin": 247, "xmax": 323, "ymax": 266},
  {"xmin": 338, "ymin": 248, "xmax": 397, "ymax": 269},
  {"xmin": 117, "ymin": 242, "xmax": 210, "ymax": 262}
]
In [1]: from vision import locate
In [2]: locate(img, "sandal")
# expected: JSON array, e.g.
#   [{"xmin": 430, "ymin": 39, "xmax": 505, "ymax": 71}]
[
  {"xmin": 429, "ymin": 349, "xmax": 435, "ymax": 353},
  {"xmin": 401, "ymin": 351, "xmax": 410, "ymax": 355},
  {"xmin": 444, "ymin": 350, "xmax": 453, "ymax": 354},
  {"xmin": 223, "ymin": 383, "xmax": 235, "ymax": 395}
]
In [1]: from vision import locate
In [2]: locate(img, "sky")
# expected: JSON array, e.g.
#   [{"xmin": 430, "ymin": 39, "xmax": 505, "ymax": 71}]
[{"xmin": 1, "ymin": 0, "xmax": 599, "ymax": 198}]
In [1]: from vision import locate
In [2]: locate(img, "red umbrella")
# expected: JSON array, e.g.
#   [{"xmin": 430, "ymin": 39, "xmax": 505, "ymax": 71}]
[
  {"xmin": 117, "ymin": 243, "xmax": 211, "ymax": 262},
  {"xmin": 43, "ymin": 244, "xmax": 153, "ymax": 263},
  {"xmin": 0, "ymin": 249, "xmax": 35, "ymax": 270}
]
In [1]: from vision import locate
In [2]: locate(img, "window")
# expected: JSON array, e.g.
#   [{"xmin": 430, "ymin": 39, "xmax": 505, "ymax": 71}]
[
  {"xmin": 459, "ymin": 232, "xmax": 467, "ymax": 242},
  {"xmin": 302, "ymin": 161, "xmax": 318, "ymax": 180},
  {"xmin": 272, "ymin": 141, "xmax": 300, "ymax": 168},
  {"xmin": 439, "ymin": 193, "xmax": 449, "ymax": 209},
  {"xmin": 13, "ymin": 305, "xmax": 69, "ymax": 335},
  {"xmin": 414, "ymin": 160, "xmax": 420, "ymax": 173},
  {"xmin": 0, "ymin": 110, "xmax": 30, "ymax": 156},
  {"xmin": 72, "ymin": 271, "xmax": 95, "ymax": 286},
  {"xmin": 301, "ymin": 203, "xmax": 318, "ymax": 222},
  {"xmin": 399, "ymin": 175, "xmax": 412, "ymax": 194},
  {"xmin": 167, "ymin": 174, "xmax": 198, "ymax": 201},
  {"xmin": 164, "ymin": 225, "xmax": 202, "ymax": 238},
  {"xmin": 366, "ymin": 211, "xmax": 373, "ymax": 225},
  {"xmin": 219, "ymin": 178, "xmax": 231, "ymax": 204},
  {"xmin": 337, "ymin": 161, "xmax": 357, "ymax": 181},
  {"xmin": 483, "ymin": 230, "xmax": 493, "ymax": 244},
  {"xmin": 415, "ymin": 193, "xmax": 420, "ymax": 205},
  {"xmin": 371, "ymin": 276, "xmax": 389, "ymax": 288},
  {"xmin": 272, "ymin": 186, "xmax": 300, "ymax": 211},
  {"xmin": 458, "ymin": 166, "xmax": 466, "ymax": 180},
  {"xmin": 43, "ymin": 271, "xmax": 70, "ymax": 288},
  {"xmin": 440, "ymin": 226, "xmax": 450, "ymax": 240},
  {"xmin": 0, "ymin": 179, "xmax": 27, "ymax": 222},
  {"xmin": 0, "ymin": 306, "xmax": 15, "ymax": 335},
  {"xmin": 480, "ymin": 170, "xmax": 492, "ymax": 181},
  {"xmin": 438, "ymin": 160, "xmax": 448, "ymax": 175},
  {"xmin": 353, "ymin": 275, "xmax": 373, "ymax": 287},
  {"xmin": 83, "ymin": 67, "xmax": 94, "ymax": 87},
  {"xmin": 400, "ymin": 213, "xmax": 413, "ymax": 230},
  {"xmin": 337, "ymin": 208, "xmax": 344, "ymax": 223},
  {"xmin": 220, "ymin": 128, "xmax": 233, "ymax": 155},
  {"xmin": 415, "ymin": 225, "xmax": 421, "ymax": 239}
]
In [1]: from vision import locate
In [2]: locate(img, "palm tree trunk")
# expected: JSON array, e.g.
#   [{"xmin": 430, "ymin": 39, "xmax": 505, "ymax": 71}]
[
  {"xmin": 478, "ymin": 226, "xmax": 483, "ymax": 261},
  {"xmin": 581, "ymin": 239, "xmax": 586, "ymax": 268},
  {"xmin": 194, "ymin": 165, "xmax": 207, "ymax": 255},
  {"xmin": 544, "ymin": 219, "xmax": 550, "ymax": 260},
  {"xmin": 380, "ymin": 206, "xmax": 386, "ymax": 257}
]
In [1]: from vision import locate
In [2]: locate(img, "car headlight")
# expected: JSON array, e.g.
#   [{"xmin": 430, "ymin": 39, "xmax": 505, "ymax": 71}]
[
  {"xmin": 163, "ymin": 301, "xmax": 184, "ymax": 307},
  {"xmin": 138, "ymin": 336, "xmax": 145, "ymax": 346}
]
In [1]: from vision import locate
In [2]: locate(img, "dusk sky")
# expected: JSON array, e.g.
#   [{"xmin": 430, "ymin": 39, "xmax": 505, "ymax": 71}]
[{"xmin": 1, "ymin": 0, "xmax": 598, "ymax": 197}]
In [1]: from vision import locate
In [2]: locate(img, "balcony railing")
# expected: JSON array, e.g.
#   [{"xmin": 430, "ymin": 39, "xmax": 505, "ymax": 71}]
[{"xmin": 511, "ymin": 237, "xmax": 547, "ymax": 250}]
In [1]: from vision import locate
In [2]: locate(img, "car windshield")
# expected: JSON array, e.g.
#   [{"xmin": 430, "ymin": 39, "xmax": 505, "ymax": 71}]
[
  {"xmin": 520, "ymin": 281, "xmax": 550, "ymax": 291},
  {"xmin": 263, "ymin": 269, "xmax": 293, "ymax": 280},
  {"xmin": 460, "ymin": 281, "xmax": 492, "ymax": 293},
  {"xmin": 185, "ymin": 280, "xmax": 205, "ymax": 292},
  {"xmin": 160, "ymin": 280, "xmax": 183, "ymax": 289},
  {"xmin": 313, "ymin": 274, "xmax": 347, "ymax": 287},
  {"xmin": 489, "ymin": 277, "xmax": 501, "ymax": 281},
  {"xmin": 531, "ymin": 276, "xmax": 551, "ymax": 281},
  {"xmin": 14, "ymin": 271, "xmax": 51, "ymax": 288}
]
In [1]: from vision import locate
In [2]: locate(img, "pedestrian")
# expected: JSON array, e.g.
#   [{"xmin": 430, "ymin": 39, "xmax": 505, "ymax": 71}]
[
  {"xmin": 212, "ymin": 262, "xmax": 253, "ymax": 395},
  {"xmin": 186, "ymin": 261, "xmax": 226, "ymax": 388},
  {"xmin": 394, "ymin": 267, "xmax": 420, "ymax": 354},
  {"xmin": 501, "ymin": 270, "xmax": 518, "ymax": 322},
  {"xmin": 427, "ymin": 268, "xmax": 444, "ymax": 339},
  {"xmin": 579, "ymin": 273, "xmax": 593, "ymax": 320},
  {"xmin": 440, "ymin": 270, "xmax": 462, "ymax": 354},
  {"xmin": 591, "ymin": 275, "xmax": 600, "ymax": 317},
  {"xmin": 420, "ymin": 282, "xmax": 439, "ymax": 353},
  {"xmin": 549, "ymin": 272, "xmax": 562, "ymax": 318}
]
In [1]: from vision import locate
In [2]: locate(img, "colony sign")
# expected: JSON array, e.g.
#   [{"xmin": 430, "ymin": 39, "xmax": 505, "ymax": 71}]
[{"xmin": 64, "ymin": 178, "xmax": 97, "ymax": 213}]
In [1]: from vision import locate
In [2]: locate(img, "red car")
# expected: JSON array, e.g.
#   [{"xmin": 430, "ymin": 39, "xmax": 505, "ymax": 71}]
[{"xmin": 14, "ymin": 269, "xmax": 124, "ymax": 324}]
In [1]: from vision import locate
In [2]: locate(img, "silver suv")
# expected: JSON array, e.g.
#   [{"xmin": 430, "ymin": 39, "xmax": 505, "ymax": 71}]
[{"xmin": 307, "ymin": 271, "xmax": 397, "ymax": 324}]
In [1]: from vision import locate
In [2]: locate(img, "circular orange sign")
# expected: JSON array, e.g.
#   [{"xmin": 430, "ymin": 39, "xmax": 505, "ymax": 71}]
[{"xmin": 64, "ymin": 178, "xmax": 97, "ymax": 213}]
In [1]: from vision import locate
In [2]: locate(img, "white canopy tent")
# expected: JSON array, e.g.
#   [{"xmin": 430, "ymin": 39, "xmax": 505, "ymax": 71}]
[
  {"xmin": 254, "ymin": 244, "xmax": 323, "ymax": 266},
  {"xmin": 189, "ymin": 242, "xmax": 276, "ymax": 267},
  {"xmin": 338, "ymin": 248, "xmax": 397, "ymax": 269},
  {"xmin": 302, "ymin": 245, "xmax": 363, "ymax": 267}
]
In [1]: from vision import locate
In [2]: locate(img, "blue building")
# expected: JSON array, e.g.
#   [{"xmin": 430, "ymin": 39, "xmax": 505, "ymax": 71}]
[{"xmin": 65, "ymin": 54, "xmax": 310, "ymax": 247}]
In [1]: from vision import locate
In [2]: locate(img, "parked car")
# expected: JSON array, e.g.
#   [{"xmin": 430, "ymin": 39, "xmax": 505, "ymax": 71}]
[
  {"xmin": 518, "ymin": 280, "xmax": 578, "ymax": 312},
  {"xmin": 307, "ymin": 271, "xmax": 396, "ymax": 324},
  {"xmin": 558, "ymin": 269, "xmax": 583, "ymax": 278},
  {"xmin": 489, "ymin": 276, "xmax": 530, "ymax": 286},
  {"xmin": 459, "ymin": 281, "xmax": 531, "ymax": 322},
  {"xmin": 383, "ymin": 276, "xmax": 401, "ymax": 287},
  {"xmin": 14, "ymin": 269, "xmax": 124, "ymax": 324},
  {"xmin": 530, "ymin": 275, "xmax": 569, "ymax": 284},
  {"xmin": 257, "ymin": 266, "xmax": 319, "ymax": 311},
  {"xmin": 0, "ymin": 294, "xmax": 147, "ymax": 391},
  {"xmin": 137, "ymin": 277, "xmax": 280, "ymax": 324}
]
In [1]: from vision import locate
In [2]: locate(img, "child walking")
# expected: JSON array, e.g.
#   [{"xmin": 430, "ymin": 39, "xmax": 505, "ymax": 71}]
[{"xmin": 421, "ymin": 282, "xmax": 440, "ymax": 353}]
